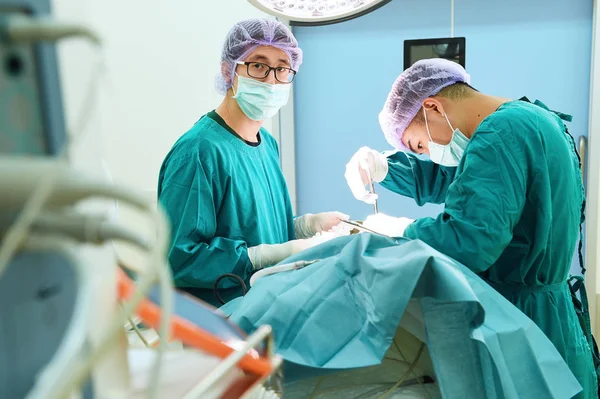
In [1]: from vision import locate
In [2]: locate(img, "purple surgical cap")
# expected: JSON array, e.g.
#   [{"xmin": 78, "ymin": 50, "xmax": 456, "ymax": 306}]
[
  {"xmin": 215, "ymin": 18, "xmax": 303, "ymax": 95},
  {"xmin": 379, "ymin": 58, "xmax": 471, "ymax": 150}
]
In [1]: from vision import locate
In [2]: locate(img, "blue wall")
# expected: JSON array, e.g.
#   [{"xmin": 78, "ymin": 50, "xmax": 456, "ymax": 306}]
[{"xmin": 293, "ymin": 0, "xmax": 593, "ymax": 222}]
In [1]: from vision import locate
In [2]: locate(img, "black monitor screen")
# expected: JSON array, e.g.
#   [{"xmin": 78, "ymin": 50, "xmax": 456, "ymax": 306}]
[{"xmin": 404, "ymin": 37, "xmax": 466, "ymax": 70}]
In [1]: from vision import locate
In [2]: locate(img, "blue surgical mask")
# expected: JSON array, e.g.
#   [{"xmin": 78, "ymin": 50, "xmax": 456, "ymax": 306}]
[
  {"xmin": 233, "ymin": 74, "xmax": 290, "ymax": 121},
  {"xmin": 423, "ymin": 108, "xmax": 469, "ymax": 167}
]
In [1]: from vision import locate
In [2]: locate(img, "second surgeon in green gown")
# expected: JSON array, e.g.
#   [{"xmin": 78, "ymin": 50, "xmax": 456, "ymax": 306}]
[
  {"xmin": 158, "ymin": 19, "xmax": 347, "ymax": 307},
  {"xmin": 345, "ymin": 59, "xmax": 598, "ymax": 398}
]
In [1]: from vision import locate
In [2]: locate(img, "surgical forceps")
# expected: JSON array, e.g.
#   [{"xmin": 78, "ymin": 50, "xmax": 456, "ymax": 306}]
[
  {"xmin": 362, "ymin": 160, "xmax": 379, "ymax": 214},
  {"xmin": 341, "ymin": 220, "xmax": 391, "ymax": 238}
]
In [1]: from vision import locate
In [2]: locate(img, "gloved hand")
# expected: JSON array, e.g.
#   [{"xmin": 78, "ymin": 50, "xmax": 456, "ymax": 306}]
[
  {"xmin": 362, "ymin": 213, "xmax": 415, "ymax": 237},
  {"xmin": 344, "ymin": 147, "xmax": 389, "ymax": 204},
  {"xmin": 294, "ymin": 212, "xmax": 350, "ymax": 239},
  {"xmin": 248, "ymin": 233, "xmax": 337, "ymax": 270}
]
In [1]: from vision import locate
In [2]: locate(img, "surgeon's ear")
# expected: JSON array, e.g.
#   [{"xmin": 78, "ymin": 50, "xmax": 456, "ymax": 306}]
[{"xmin": 422, "ymin": 98, "xmax": 445, "ymax": 116}]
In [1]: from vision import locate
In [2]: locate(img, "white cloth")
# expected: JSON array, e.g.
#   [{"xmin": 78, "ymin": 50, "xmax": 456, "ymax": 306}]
[{"xmin": 362, "ymin": 213, "xmax": 415, "ymax": 237}]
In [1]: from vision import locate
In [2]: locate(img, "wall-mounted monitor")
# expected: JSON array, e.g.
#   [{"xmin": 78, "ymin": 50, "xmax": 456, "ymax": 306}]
[{"xmin": 404, "ymin": 37, "xmax": 466, "ymax": 70}]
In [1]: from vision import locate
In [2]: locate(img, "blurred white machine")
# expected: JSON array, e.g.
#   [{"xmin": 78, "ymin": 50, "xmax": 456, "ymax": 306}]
[{"xmin": 0, "ymin": 1, "xmax": 283, "ymax": 398}]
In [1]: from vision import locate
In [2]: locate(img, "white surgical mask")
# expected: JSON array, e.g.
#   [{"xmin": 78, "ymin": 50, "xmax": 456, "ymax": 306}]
[
  {"xmin": 423, "ymin": 108, "xmax": 469, "ymax": 167},
  {"xmin": 233, "ymin": 74, "xmax": 290, "ymax": 121}
]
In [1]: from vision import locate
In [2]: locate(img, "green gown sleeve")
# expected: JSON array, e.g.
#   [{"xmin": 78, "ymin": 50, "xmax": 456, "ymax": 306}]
[
  {"xmin": 381, "ymin": 151, "xmax": 457, "ymax": 205},
  {"xmin": 403, "ymin": 124, "xmax": 528, "ymax": 273},
  {"xmin": 159, "ymin": 154, "xmax": 253, "ymax": 289}
]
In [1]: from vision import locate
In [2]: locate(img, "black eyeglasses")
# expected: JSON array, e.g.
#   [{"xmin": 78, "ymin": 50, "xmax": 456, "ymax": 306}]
[{"xmin": 236, "ymin": 61, "xmax": 297, "ymax": 83}]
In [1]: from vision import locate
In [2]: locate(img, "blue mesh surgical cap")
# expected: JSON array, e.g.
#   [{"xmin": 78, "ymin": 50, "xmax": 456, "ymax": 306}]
[
  {"xmin": 215, "ymin": 18, "xmax": 303, "ymax": 95},
  {"xmin": 379, "ymin": 58, "xmax": 471, "ymax": 151}
]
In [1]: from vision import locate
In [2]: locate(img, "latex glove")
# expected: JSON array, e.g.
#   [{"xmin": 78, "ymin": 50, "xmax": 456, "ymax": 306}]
[
  {"xmin": 248, "ymin": 233, "xmax": 337, "ymax": 270},
  {"xmin": 344, "ymin": 147, "xmax": 389, "ymax": 204},
  {"xmin": 362, "ymin": 213, "xmax": 415, "ymax": 237},
  {"xmin": 294, "ymin": 212, "xmax": 350, "ymax": 239}
]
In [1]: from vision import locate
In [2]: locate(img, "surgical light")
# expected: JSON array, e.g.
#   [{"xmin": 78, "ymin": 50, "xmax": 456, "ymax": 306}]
[{"xmin": 247, "ymin": 0, "xmax": 392, "ymax": 26}]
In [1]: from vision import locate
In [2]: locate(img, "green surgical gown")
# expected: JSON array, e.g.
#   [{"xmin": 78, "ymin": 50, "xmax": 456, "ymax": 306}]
[
  {"xmin": 382, "ymin": 100, "xmax": 597, "ymax": 398},
  {"xmin": 157, "ymin": 111, "xmax": 294, "ymax": 307}
]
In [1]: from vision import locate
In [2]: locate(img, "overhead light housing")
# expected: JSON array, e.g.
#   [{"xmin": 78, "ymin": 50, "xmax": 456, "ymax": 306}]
[{"xmin": 247, "ymin": 0, "xmax": 392, "ymax": 26}]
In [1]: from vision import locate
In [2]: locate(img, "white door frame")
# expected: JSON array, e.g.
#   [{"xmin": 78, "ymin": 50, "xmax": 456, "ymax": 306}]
[
  {"xmin": 586, "ymin": 0, "xmax": 600, "ymax": 336},
  {"xmin": 277, "ymin": 83, "xmax": 298, "ymax": 214},
  {"xmin": 275, "ymin": 19, "xmax": 298, "ymax": 214}
]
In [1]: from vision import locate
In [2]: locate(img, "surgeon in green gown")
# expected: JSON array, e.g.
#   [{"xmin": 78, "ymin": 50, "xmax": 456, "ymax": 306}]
[
  {"xmin": 158, "ymin": 19, "xmax": 347, "ymax": 307},
  {"xmin": 345, "ymin": 58, "xmax": 598, "ymax": 397}
]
